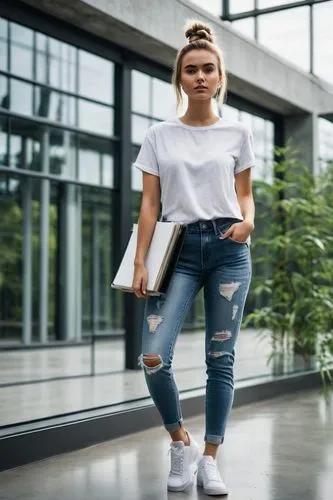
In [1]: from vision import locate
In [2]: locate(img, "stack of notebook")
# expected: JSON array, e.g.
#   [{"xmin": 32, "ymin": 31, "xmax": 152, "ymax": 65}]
[{"xmin": 111, "ymin": 221, "xmax": 186, "ymax": 296}]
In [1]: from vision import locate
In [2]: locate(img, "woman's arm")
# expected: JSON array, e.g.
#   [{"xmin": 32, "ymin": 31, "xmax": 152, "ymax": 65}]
[
  {"xmin": 222, "ymin": 168, "xmax": 255, "ymax": 242},
  {"xmin": 235, "ymin": 168, "xmax": 255, "ymax": 228},
  {"xmin": 133, "ymin": 172, "xmax": 161, "ymax": 297}
]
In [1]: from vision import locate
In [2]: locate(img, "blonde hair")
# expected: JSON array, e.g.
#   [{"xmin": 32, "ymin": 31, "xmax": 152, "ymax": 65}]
[{"xmin": 172, "ymin": 20, "xmax": 227, "ymax": 110}]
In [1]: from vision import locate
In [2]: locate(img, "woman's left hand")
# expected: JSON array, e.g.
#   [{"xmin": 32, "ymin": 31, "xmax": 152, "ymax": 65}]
[{"xmin": 222, "ymin": 220, "xmax": 254, "ymax": 243}]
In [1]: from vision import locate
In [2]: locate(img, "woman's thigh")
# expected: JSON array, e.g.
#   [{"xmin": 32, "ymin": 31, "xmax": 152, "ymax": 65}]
[
  {"xmin": 141, "ymin": 270, "xmax": 201, "ymax": 362},
  {"xmin": 203, "ymin": 244, "xmax": 252, "ymax": 358}
]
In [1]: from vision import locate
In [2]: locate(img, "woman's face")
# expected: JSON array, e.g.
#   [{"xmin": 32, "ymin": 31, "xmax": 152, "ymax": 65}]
[{"xmin": 180, "ymin": 49, "xmax": 221, "ymax": 102}]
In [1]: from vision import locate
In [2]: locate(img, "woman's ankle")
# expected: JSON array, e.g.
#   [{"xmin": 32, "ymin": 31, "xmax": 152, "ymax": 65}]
[
  {"xmin": 203, "ymin": 443, "xmax": 219, "ymax": 459},
  {"xmin": 170, "ymin": 427, "xmax": 190, "ymax": 445}
]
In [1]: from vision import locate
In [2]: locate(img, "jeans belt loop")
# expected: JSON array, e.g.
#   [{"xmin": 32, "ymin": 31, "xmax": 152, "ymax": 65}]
[{"xmin": 212, "ymin": 218, "xmax": 218, "ymax": 236}]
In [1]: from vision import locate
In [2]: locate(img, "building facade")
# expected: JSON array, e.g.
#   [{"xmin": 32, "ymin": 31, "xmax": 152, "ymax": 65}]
[{"xmin": 0, "ymin": 0, "xmax": 333, "ymax": 367}]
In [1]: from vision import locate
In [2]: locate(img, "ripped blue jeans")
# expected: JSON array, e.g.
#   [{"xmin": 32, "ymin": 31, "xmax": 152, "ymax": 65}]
[{"xmin": 139, "ymin": 218, "xmax": 252, "ymax": 445}]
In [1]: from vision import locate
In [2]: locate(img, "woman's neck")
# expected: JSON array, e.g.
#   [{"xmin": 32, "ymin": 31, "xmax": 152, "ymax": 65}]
[{"xmin": 181, "ymin": 100, "xmax": 219, "ymax": 126}]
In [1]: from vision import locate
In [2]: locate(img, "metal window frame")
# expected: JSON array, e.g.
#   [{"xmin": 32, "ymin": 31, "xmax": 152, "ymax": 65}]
[
  {"xmin": 223, "ymin": 0, "xmax": 328, "ymax": 76},
  {"xmin": 222, "ymin": 0, "xmax": 331, "ymax": 21}
]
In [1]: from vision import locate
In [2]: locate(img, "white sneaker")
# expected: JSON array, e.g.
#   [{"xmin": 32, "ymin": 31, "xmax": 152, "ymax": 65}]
[
  {"xmin": 167, "ymin": 432, "xmax": 201, "ymax": 492},
  {"xmin": 197, "ymin": 456, "xmax": 229, "ymax": 496}
]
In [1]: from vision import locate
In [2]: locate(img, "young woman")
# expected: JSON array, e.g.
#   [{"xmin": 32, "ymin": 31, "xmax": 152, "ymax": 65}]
[{"xmin": 132, "ymin": 20, "xmax": 255, "ymax": 496}]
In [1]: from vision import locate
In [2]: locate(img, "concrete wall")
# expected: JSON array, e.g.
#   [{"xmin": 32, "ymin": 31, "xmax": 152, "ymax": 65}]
[{"xmin": 21, "ymin": 0, "xmax": 333, "ymax": 116}]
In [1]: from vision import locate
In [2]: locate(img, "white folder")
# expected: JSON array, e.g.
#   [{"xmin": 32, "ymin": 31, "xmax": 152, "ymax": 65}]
[{"xmin": 111, "ymin": 222, "xmax": 186, "ymax": 296}]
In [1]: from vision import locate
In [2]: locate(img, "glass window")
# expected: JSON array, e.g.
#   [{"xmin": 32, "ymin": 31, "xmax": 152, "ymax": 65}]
[
  {"xmin": 258, "ymin": 6, "xmax": 310, "ymax": 72},
  {"xmin": 189, "ymin": 0, "xmax": 222, "ymax": 16},
  {"xmin": 313, "ymin": 2, "xmax": 333, "ymax": 85},
  {"xmin": 10, "ymin": 79, "xmax": 33, "ymax": 116},
  {"xmin": 49, "ymin": 127, "xmax": 76, "ymax": 177},
  {"xmin": 0, "ymin": 115, "xmax": 8, "ymax": 166},
  {"xmin": 8, "ymin": 118, "xmax": 41, "ymax": 170},
  {"xmin": 230, "ymin": 0, "xmax": 254, "ymax": 14},
  {"xmin": 35, "ymin": 87, "xmax": 76, "ymax": 126},
  {"xmin": 231, "ymin": 18, "xmax": 255, "ymax": 39},
  {"xmin": 10, "ymin": 22, "xmax": 34, "ymax": 80},
  {"xmin": 152, "ymin": 78, "xmax": 175, "ymax": 120},
  {"xmin": 0, "ymin": 18, "xmax": 8, "ymax": 71},
  {"xmin": 319, "ymin": 118, "xmax": 333, "ymax": 172},
  {"xmin": 81, "ymin": 185, "xmax": 117, "ymax": 338},
  {"xmin": 36, "ymin": 35, "xmax": 77, "ymax": 93},
  {"xmin": 132, "ymin": 70, "xmax": 150, "ymax": 115},
  {"xmin": 239, "ymin": 110, "xmax": 253, "ymax": 129},
  {"xmin": 78, "ymin": 99, "xmax": 114, "ymax": 137},
  {"xmin": 132, "ymin": 114, "xmax": 150, "ymax": 144},
  {"xmin": 101, "ymin": 153, "xmax": 114, "ymax": 188},
  {"xmin": 252, "ymin": 116, "xmax": 266, "ymax": 152},
  {"xmin": 48, "ymin": 38, "xmax": 63, "ymax": 90},
  {"xmin": 0, "ymin": 74, "xmax": 9, "ymax": 109},
  {"xmin": 221, "ymin": 103, "xmax": 240, "ymax": 121},
  {"xmin": 78, "ymin": 50, "xmax": 114, "ymax": 104},
  {"xmin": 78, "ymin": 134, "xmax": 114, "ymax": 186},
  {"xmin": 0, "ymin": 172, "xmax": 23, "ymax": 341}
]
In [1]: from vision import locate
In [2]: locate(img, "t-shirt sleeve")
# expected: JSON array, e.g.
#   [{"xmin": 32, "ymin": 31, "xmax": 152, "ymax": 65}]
[
  {"xmin": 235, "ymin": 128, "xmax": 255, "ymax": 174},
  {"xmin": 133, "ymin": 130, "xmax": 159, "ymax": 177}
]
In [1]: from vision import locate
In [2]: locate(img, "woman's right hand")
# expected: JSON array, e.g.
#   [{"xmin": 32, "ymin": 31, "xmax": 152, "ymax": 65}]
[{"xmin": 132, "ymin": 263, "xmax": 148, "ymax": 298}]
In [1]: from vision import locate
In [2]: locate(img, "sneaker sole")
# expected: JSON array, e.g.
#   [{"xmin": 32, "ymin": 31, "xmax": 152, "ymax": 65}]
[
  {"xmin": 167, "ymin": 466, "xmax": 198, "ymax": 492},
  {"xmin": 197, "ymin": 479, "xmax": 229, "ymax": 496}
]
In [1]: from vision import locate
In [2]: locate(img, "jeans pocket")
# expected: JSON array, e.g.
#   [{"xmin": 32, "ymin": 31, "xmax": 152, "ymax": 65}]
[
  {"xmin": 217, "ymin": 221, "xmax": 249, "ymax": 247},
  {"xmin": 228, "ymin": 237, "xmax": 249, "ymax": 247},
  {"xmin": 216, "ymin": 222, "xmax": 233, "ymax": 237}
]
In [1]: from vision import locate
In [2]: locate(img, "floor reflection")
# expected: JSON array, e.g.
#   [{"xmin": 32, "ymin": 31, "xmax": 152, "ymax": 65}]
[{"xmin": 0, "ymin": 389, "xmax": 332, "ymax": 500}]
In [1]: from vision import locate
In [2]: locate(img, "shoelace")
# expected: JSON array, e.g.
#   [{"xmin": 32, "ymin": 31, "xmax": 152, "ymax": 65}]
[
  {"xmin": 204, "ymin": 461, "xmax": 222, "ymax": 482},
  {"xmin": 169, "ymin": 446, "xmax": 184, "ymax": 475}
]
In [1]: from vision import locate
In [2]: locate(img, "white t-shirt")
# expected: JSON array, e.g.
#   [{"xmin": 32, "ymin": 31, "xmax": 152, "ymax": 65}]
[{"xmin": 133, "ymin": 117, "xmax": 255, "ymax": 224}]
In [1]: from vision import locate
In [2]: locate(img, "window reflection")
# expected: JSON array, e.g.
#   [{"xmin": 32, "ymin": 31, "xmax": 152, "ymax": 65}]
[
  {"xmin": 35, "ymin": 87, "xmax": 76, "ymax": 126},
  {"xmin": 0, "ymin": 173, "xmax": 23, "ymax": 340},
  {"xmin": 49, "ymin": 128, "xmax": 76, "ymax": 177},
  {"xmin": 36, "ymin": 34, "xmax": 77, "ymax": 93},
  {"xmin": 258, "ymin": 6, "xmax": 310, "ymax": 72},
  {"xmin": 152, "ymin": 78, "xmax": 174, "ymax": 120},
  {"xmin": 313, "ymin": 2, "xmax": 333, "ymax": 85},
  {"xmin": 101, "ymin": 154, "xmax": 114, "ymax": 188},
  {"xmin": 0, "ymin": 75, "xmax": 9, "ymax": 108},
  {"xmin": 78, "ymin": 134, "xmax": 114, "ymax": 186},
  {"xmin": 8, "ymin": 118, "xmax": 41, "ymax": 170},
  {"xmin": 81, "ymin": 186, "xmax": 118, "ymax": 334},
  {"xmin": 132, "ymin": 70, "xmax": 150, "ymax": 115},
  {"xmin": 132, "ymin": 115, "xmax": 150, "ymax": 144},
  {"xmin": 319, "ymin": 118, "xmax": 333, "ymax": 171},
  {"xmin": 0, "ymin": 116, "xmax": 8, "ymax": 166},
  {"xmin": 10, "ymin": 22, "xmax": 34, "ymax": 80},
  {"xmin": 239, "ymin": 110, "xmax": 253, "ymax": 129},
  {"xmin": 10, "ymin": 79, "xmax": 33, "ymax": 116},
  {"xmin": 222, "ymin": 104, "xmax": 240, "ymax": 121},
  {"xmin": 78, "ymin": 99, "xmax": 113, "ymax": 136},
  {"xmin": 0, "ymin": 18, "xmax": 8, "ymax": 71},
  {"xmin": 79, "ymin": 50, "xmax": 114, "ymax": 103}
]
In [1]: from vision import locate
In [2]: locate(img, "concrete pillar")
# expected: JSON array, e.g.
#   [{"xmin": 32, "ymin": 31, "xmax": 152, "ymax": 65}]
[{"xmin": 284, "ymin": 112, "xmax": 319, "ymax": 175}]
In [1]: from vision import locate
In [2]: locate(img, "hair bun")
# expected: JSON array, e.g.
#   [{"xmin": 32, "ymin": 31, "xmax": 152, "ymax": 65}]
[{"xmin": 185, "ymin": 21, "xmax": 214, "ymax": 44}]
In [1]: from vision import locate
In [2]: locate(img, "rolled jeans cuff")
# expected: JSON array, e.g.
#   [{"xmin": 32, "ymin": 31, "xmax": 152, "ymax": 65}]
[
  {"xmin": 205, "ymin": 434, "xmax": 224, "ymax": 445},
  {"xmin": 164, "ymin": 419, "xmax": 183, "ymax": 432}
]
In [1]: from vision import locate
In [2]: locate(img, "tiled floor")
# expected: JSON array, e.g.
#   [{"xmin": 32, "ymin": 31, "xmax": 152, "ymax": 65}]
[
  {"xmin": 0, "ymin": 329, "xmax": 277, "ymax": 427},
  {"xmin": 1, "ymin": 389, "xmax": 332, "ymax": 499}
]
